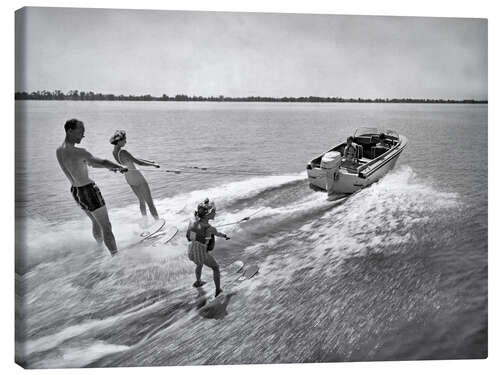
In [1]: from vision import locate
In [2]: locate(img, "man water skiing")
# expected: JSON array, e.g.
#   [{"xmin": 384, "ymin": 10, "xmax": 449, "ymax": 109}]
[{"xmin": 56, "ymin": 119, "xmax": 127, "ymax": 256}]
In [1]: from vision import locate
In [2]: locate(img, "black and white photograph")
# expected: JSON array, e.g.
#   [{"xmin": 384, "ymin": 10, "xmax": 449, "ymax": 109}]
[{"xmin": 14, "ymin": 5, "xmax": 488, "ymax": 369}]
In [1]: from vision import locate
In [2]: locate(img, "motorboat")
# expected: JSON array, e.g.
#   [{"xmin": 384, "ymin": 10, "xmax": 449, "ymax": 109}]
[{"xmin": 306, "ymin": 127, "xmax": 407, "ymax": 197}]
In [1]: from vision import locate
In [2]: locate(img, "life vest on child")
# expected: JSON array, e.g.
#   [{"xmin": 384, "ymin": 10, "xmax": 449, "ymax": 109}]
[
  {"xmin": 187, "ymin": 220, "xmax": 209, "ymax": 243},
  {"xmin": 187, "ymin": 220, "xmax": 215, "ymax": 265}
]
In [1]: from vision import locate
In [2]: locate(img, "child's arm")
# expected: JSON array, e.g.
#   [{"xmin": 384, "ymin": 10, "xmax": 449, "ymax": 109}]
[{"xmin": 207, "ymin": 225, "xmax": 230, "ymax": 240}]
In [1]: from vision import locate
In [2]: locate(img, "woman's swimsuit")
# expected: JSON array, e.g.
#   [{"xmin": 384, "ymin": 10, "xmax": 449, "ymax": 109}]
[
  {"xmin": 115, "ymin": 149, "xmax": 147, "ymax": 187},
  {"xmin": 71, "ymin": 183, "xmax": 105, "ymax": 212}
]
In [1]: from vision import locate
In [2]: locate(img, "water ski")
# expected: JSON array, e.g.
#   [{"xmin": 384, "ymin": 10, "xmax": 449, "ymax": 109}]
[
  {"xmin": 139, "ymin": 218, "xmax": 166, "ymax": 242},
  {"xmin": 151, "ymin": 226, "xmax": 178, "ymax": 246},
  {"xmin": 237, "ymin": 264, "xmax": 259, "ymax": 281},
  {"xmin": 228, "ymin": 260, "xmax": 244, "ymax": 273}
]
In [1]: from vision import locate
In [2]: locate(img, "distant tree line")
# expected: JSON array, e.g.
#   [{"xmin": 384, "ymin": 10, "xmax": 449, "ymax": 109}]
[{"xmin": 14, "ymin": 90, "xmax": 487, "ymax": 104}]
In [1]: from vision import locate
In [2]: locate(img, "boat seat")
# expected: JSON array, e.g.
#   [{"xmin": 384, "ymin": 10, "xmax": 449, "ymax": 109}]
[
  {"xmin": 356, "ymin": 144, "xmax": 363, "ymax": 159},
  {"xmin": 371, "ymin": 146, "xmax": 389, "ymax": 159},
  {"xmin": 354, "ymin": 136, "xmax": 373, "ymax": 145}
]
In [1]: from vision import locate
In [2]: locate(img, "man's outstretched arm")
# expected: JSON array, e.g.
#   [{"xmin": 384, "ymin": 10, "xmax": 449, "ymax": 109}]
[{"xmin": 81, "ymin": 149, "xmax": 127, "ymax": 172}]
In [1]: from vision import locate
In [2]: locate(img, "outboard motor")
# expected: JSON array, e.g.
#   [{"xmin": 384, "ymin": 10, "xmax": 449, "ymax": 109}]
[{"xmin": 320, "ymin": 151, "xmax": 342, "ymax": 195}]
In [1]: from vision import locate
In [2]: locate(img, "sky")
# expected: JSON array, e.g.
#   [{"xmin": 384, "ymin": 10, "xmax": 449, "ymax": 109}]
[{"xmin": 15, "ymin": 7, "xmax": 488, "ymax": 100}]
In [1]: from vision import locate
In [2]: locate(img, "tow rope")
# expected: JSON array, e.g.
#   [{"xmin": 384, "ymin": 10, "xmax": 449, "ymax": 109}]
[
  {"xmin": 136, "ymin": 167, "xmax": 271, "ymax": 176},
  {"xmin": 217, "ymin": 207, "xmax": 267, "ymax": 227}
]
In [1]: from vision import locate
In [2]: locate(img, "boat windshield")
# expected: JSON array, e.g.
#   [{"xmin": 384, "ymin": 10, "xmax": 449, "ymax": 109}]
[
  {"xmin": 354, "ymin": 127, "xmax": 379, "ymax": 137},
  {"xmin": 385, "ymin": 129, "xmax": 400, "ymax": 140},
  {"xmin": 354, "ymin": 127, "xmax": 399, "ymax": 140}
]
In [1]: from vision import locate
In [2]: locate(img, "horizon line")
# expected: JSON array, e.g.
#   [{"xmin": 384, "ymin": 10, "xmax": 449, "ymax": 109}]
[{"xmin": 14, "ymin": 91, "xmax": 488, "ymax": 103}]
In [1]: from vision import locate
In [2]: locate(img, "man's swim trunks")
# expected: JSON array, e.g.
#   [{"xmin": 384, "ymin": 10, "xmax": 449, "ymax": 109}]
[{"xmin": 71, "ymin": 183, "xmax": 105, "ymax": 212}]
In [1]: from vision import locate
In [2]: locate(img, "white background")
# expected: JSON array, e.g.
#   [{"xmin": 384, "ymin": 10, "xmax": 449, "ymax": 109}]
[{"xmin": 2, "ymin": 0, "xmax": 497, "ymax": 374}]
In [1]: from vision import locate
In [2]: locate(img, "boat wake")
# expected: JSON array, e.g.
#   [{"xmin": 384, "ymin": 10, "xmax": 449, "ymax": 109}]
[{"xmin": 16, "ymin": 165, "xmax": 462, "ymax": 367}]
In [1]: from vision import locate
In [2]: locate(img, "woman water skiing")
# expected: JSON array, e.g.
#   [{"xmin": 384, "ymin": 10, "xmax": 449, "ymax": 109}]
[
  {"xmin": 110, "ymin": 130, "xmax": 161, "ymax": 220},
  {"xmin": 186, "ymin": 199, "xmax": 230, "ymax": 297}
]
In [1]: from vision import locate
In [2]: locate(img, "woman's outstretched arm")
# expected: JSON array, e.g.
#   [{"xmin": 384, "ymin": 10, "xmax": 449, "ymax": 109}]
[{"xmin": 120, "ymin": 149, "xmax": 160, "ymax": 167}]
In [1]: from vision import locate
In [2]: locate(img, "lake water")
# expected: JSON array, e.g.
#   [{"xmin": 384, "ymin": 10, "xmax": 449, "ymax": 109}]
[{"xmin": 15, "ymin": 101, "xmax": 487, "ymax": 367}]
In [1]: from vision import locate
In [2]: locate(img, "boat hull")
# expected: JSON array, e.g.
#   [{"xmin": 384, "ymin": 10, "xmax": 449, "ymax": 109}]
[
  {"xmin": 307, "ymin": 134, "xmax": 407, "ymax": 194},
  {"xmin": 307, "ymin": 152, "xmax": 402, "ymax": 193}
]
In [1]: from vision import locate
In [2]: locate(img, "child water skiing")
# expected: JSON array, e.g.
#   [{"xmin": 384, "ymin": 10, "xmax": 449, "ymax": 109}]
[{"xmin": 186, "ymin": 199, "xmax": 230, "ymax": 297}]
